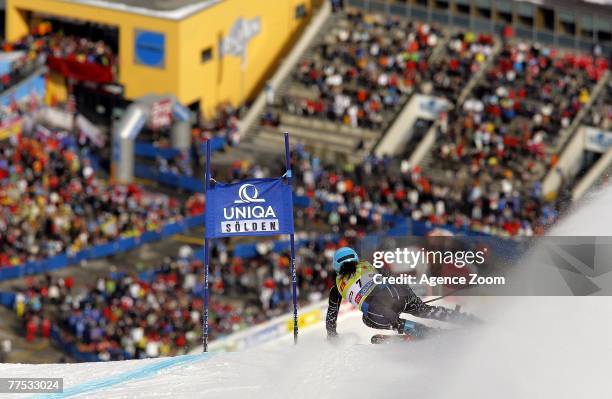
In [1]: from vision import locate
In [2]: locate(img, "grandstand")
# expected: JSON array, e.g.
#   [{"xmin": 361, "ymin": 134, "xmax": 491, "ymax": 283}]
[
  {"xmin": 245, "ymin": 8, "xmax": 452, "ymax": 159},
  {"xmin": 2, "ymin": 0, "xmax": 612, "ymax": 365},
  {"xmin": 242, "ymin": 1, "xmax": 612, "ymax": 162}
]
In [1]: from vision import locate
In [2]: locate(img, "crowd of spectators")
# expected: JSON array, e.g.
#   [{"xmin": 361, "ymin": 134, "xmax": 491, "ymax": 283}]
[
  {"xmin": 11, "ymin": 263, "xmax": 244, "ymax": 359},
  {"xmin": 194, "ymin": 135, "xmax": 550, "ymax": 237},
  {"xmin": 274, "ymin": 10, "xmax": 442, "ymax": 130},
  {"xmin": 57, "ymin": 261, "xmax": 214, "ymax": 360},
  {"xmin": 285, "ymin": 144, "xmax": 549, "ymax": 236},
  {"xmin": 9, "ymin": 237, "xmax": 344, "ymax": 360},
  {"xmin": 0, "ymin": 51, "xmax": 45, "ymax": 93},
  {"xmin": 0, "ymin": 121, "xmax": 203, "ymax": 268},
  {"xmin": 1, "ymin": 24, "xmax": 117, "ymax": 91},
  {"xmin": 3, "ymin": 30, "xmax": 115, "ymax": 69},
  {"xmin": 194, "ymin": 102, "xmax": 245, "ymax": 148},
  {"xmin": 210, "ymin": 236, "xmax": 340, "ymax": 309},
  {"xmin": 142, "ymin": 103, "xmax": 245, "ymax": 177},
  {"xmin": 254, "ymin": 10, "xmax": 610, "ymax": 237},
  {"xmin": 13, "ymin": 274, "xmax": 74, "ymax": 342},
  {"xmin": 426, "ymin": 42, "xmax": 608, "ymax": 234},
  {"xmin": 421, "ymin": 31, "xmax": 495, "ymax": 102}
]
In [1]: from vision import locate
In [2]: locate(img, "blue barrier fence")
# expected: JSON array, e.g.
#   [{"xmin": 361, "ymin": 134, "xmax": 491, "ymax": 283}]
[
  {"xmin": 0, "ymin": 214, "xmax": 205, "ymax": 282},
  {"xmin": 134, "ymin": 137, "xmax": 226, "ymax": 161},
  {"xmin": 0, "ymin": 291, "xmax": 16, "ymax": 308},
  {"xmin": 50, "ymin": 326, "xmax": 104, "ymax": 362},
  {"xmin": 134, "ymin": 163, "xmax": 205, "ymax": 192},
  {"xmin": 134, "ymin": 141, "xmax": 181, "ymax": 160}
]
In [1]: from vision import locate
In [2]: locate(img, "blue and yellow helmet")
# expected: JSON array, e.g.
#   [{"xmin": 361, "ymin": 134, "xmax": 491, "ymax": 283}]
[{"xmin": 333, "ymin": 247, "xmax": 359, "ymax": 272}]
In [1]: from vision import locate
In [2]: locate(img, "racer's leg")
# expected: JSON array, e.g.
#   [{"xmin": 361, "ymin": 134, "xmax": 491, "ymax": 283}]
[
  {"xmin": 397, "ymin": 318, "xmax": 437, "ymax": 339},
  {"xmin": 382, "ymin": 284, "xmax": 439, "ymax": 338},
  {"xmin": 361, "ymin": 290, "xmax": 402, "ymax": 331},
  {"xmin": 362, "ymin": 298, "xmax": 435, "ymax": 339}
]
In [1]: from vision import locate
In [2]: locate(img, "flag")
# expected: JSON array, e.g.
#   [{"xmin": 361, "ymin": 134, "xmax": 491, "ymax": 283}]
[{"xmin": 205, "ymin": 178, "xmax": 294, "ymax": 238}]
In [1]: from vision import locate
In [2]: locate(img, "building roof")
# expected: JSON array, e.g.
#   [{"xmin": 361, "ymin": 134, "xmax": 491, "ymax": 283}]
[{"xmin": 61, "ymin": 0, "xmax": 222, "ymax": 20}]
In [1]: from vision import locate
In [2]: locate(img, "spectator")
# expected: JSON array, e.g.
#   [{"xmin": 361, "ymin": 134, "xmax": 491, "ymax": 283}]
[{"xmin": 0, "ymin": 339, "xmax": 12, "ymax": 363}]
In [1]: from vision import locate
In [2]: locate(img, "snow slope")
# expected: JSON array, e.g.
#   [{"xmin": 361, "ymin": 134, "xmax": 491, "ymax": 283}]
[
  {"xmin": 2, "ymin": 188, "xmax": 612, "ymax": 399},
  {"xmin": 2, "ymin": 297, "xmax": 610, "ymax": 399}
]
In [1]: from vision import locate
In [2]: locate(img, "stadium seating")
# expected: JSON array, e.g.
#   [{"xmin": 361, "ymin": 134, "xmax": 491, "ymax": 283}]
[
  {"xmin": 11, "ymin": 239, "xmax": 339, "ymax": 360},
  {"xmin": 0, "ymin": 120, "xmax": 202, "ymax": 268},
  {"xmin": 422, "ymin": 41, "xmax": 608, "ymax": 235},
  {"xmin": 250, "ymin": 9, "xmax": 444, "ymax": 158}
]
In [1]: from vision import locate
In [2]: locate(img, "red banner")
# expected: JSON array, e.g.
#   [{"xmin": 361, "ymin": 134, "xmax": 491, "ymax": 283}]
[{"xmin": 47, "ymin": 56, "xmax": 114, "ymax": 84}]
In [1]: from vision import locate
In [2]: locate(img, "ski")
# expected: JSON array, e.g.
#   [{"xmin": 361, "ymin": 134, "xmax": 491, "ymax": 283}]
[
  {"xmin": 371, "ymin": 321, "xmax": 450, "ymax": 344},
  {"xmin": 370, "ymin": 334, "xmax": 415, "ymax": 344}
]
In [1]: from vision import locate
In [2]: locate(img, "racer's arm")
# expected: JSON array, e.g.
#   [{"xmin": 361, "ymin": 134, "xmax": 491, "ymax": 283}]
[
  {"xmin": 403, "ymin": 288, "xmax": 478, "ymax": 324},
  {"xmin": 326, "ymin": 284, "xmax": 343, "ymax": 337},
  {"xmin": 378, "ymin": 265, "xmax": 478, "ymax": 324},
  {"xmin": 379, "ymin": 266, "xmax": 394, "ymax": 278}
]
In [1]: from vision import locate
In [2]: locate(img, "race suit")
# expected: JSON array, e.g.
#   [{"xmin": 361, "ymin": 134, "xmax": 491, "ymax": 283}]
[{"xmin": 326, "ymin": 261, "xmax": 474, "ymax": 336}]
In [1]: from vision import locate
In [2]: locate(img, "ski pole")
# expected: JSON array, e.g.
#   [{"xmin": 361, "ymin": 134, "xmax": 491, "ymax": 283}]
[{"xmin": 423, "ymin": 283, "xmax": 472, "ymax": 304}]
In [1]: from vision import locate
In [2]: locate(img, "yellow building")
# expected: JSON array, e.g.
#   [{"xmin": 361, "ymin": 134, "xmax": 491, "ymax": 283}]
[{"xmin": 5, "ymin": 0, "xmax": 319, "ymax": 116}]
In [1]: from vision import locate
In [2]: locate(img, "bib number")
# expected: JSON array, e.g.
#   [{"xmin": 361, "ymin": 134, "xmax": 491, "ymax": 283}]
[{"xmin": 347, "ymin": 273, "xmax": 375, "ymax": 307}]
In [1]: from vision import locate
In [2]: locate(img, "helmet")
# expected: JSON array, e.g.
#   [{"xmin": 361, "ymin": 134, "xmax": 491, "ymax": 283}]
[{"xmin": 333, "ymin": 247, "xmax": 359, "ymax": 272}]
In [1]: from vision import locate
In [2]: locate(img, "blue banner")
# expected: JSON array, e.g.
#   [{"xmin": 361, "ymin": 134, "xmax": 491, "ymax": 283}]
[{"xmin": 205, "ymin": 178, "xmax": 294, "ymax": 238}]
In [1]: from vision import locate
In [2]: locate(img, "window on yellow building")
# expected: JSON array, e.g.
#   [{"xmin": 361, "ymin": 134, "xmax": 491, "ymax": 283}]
[
  {"xmin": 201, "ymin": 47, "xmax": 213, "ymax": 63},
  {"xmin": 295, "ymin": 4, "xmax": 307, "ymax": 19}
]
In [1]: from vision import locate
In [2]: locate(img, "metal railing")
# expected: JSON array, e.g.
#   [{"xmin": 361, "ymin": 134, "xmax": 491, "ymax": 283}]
[{"xmin": 346, "ymin": 0, "xmax": 612, "ymax": 56}]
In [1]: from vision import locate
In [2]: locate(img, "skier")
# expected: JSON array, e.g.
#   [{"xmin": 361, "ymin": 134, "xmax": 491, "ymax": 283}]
[{"xmin": 326, "ymin": 247, "xmax": 478, "ymax": 342}]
